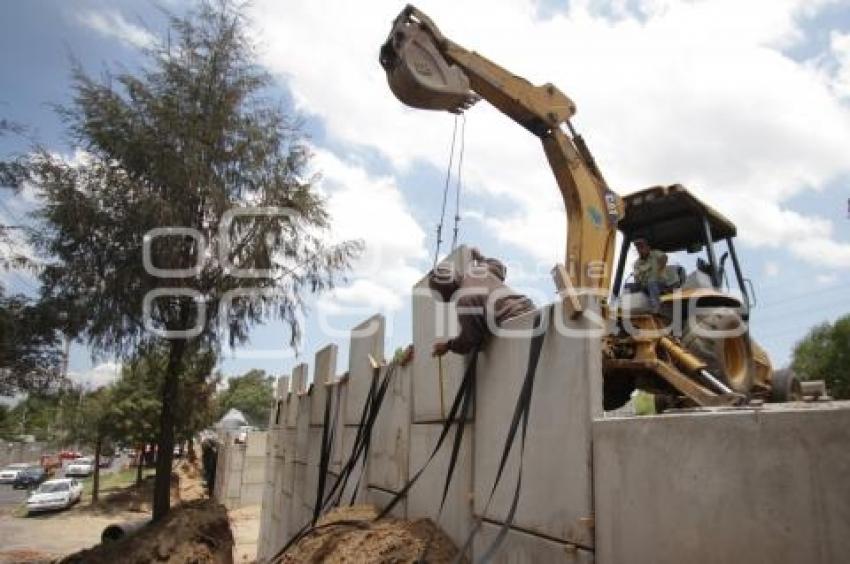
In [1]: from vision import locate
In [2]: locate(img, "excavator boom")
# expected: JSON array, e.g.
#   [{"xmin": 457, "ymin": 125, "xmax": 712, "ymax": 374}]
[{"xmin": 380, "ymin": 5, "xmax": 623, "ymax": 294}]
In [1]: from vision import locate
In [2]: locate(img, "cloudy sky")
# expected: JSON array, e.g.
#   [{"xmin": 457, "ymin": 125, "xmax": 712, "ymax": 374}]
[{"xmin": 1, "ymin": 0, "xmax": 848, "ymax": 389}]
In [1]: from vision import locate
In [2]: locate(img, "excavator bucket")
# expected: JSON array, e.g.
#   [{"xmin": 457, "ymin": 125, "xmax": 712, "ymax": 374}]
[{"xmin": 379, "ymin": 6, "xmax": 479, "ymax": 113}]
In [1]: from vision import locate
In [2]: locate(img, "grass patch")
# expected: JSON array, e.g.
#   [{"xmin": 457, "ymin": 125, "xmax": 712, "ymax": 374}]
[{"xmin": 79, "ymin": 467, "xmax": 156, "ymax": 500}]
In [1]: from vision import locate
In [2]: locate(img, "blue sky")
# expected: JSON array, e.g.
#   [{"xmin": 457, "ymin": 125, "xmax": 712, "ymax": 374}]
[{"xmin": 1, "ymin": 0, "xmax": 849, "ymax": 390}]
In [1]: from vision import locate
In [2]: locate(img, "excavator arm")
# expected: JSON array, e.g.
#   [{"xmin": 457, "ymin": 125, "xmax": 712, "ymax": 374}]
[{"xmin": 379, "ymin": 5, "xmax": 623, "ymax": 295}]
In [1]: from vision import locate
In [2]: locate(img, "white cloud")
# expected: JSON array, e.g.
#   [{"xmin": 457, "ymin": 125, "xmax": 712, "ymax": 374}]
[
  {"xmin": 251, "ymin": 0, "xmax": 850, "ymax": 271},
  {"xmin": 78, "ymin": 10, "xmax": 155, "ymax": 49},
  {"xmin": 829, "ymin": 30, "xmax": 850, "ymax": 98},
  {"xmin": 764, "ymin": 261, "xmax": 780, "ymax": 278},
  {"xmin": 68, "ymin": 361, "xmax": 121, "ymax": 390},
  {"xmin": 816, "ymin": 273, "xmax": 838, "ymax": 285},
  {"xmin": 310, "ymin": 149, "xmax": 428, "ymax": 313}
]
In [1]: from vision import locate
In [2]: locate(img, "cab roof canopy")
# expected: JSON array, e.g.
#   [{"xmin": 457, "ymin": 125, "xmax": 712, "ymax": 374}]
[{"xmin": 618, "ymin": 184, "xmax": 737, "ymax": 253}]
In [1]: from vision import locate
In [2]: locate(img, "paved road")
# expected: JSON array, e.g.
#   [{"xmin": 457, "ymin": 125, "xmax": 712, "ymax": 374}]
[{"xmin": 0, "ymin": 485, "xmax": 27, "ymax": 513}]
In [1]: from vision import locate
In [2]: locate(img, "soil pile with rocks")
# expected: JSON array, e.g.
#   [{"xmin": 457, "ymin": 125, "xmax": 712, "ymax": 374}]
[
  {"xmin": 58, "ymin": 499, "xmax": 233, "ymax": 564},
  {"xmin": 275, "ymin": 504, "xmax": 466, "ymax": 564}
]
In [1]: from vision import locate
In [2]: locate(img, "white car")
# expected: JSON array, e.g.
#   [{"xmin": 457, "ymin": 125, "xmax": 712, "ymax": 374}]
[
  {"xmin": 0, "ymin": 463, "xmax": 31, "ymax": 484},
  {"xmin": 65, "ymin": 457, "xmax": 95, "ymax": 477},
  {"xmin": 26, "ymin": 478, "xmax": 83, "ymax": 513}
]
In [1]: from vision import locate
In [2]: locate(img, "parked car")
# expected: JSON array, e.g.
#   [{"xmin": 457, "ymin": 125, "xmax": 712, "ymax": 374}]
[
  {"xmin": 0, "ymin": 463, "xmax": 31, "ymax": 484},
  {"xmin": 65, "ymin": 457, "xmax": 94, "ymax": 477},
  {"xmin": 13, "ymin": 466, "xmax": 47, "ymax": 489},
  {"xmin": 26, "ymin": 478, "xmax": 83, "ymax": 514},
  {"xmin": 58, "ymin": 450, "xmax": 82, "ymax": 461},
  {"xmin": 98, "ymin": 455, "xmax": 113, "ymax": 469}
]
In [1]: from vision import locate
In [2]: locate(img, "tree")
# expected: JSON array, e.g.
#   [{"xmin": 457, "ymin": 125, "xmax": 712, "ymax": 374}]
[
  {"xmin": 791, "ymin": 314, "xmax": 850, "ymax": 399},
  {"xmin": 20, "ymin": 1, "xmax": 359, "ymax": 519},
  {"xmin": 0, "ymin": 294, "xmax": 64, "ymax": 395},
  {"xmin": 215, "ymin": 369, "xmax": 275, "ymax": 427},
  {"xmin": 0, "ymin": 120, "xmax": 65, "ymax": 395},
  {"xmin": 69, "ymin": 386, "xmax": 115, "ymax": 504}
]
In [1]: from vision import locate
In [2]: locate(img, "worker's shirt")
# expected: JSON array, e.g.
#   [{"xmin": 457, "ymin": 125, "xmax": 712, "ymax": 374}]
[
  {"xmin": 633, "ymin": 249, "xmax": 676, "ymax": 286},
  {"xmin": 431, "ymin": 262, "xmax": 535, "ymax": 355}
]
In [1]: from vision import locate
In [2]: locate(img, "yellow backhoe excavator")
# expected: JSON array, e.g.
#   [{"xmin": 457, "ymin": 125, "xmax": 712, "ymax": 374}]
[{"xmin": 379, "ymin": 5, "xmax": 796, "ymax": 410}]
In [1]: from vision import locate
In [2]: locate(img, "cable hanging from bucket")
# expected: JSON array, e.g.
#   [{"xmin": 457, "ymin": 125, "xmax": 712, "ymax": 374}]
[
  {"xmin": 434, "ymin": 114, "xmax": 468, "ymax": 267},
  {"xmin": 434, "ymin": 115, "xmax": 459, "ymax": 268},
  {"xmin": 450, "ymin": 114, "xmax": 466, "ymax": 253}
]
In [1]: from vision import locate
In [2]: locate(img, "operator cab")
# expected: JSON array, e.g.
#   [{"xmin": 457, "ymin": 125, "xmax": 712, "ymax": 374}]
[{"xmin": 611, "ymin": 184, "xmax": 755, "ymax": 317}]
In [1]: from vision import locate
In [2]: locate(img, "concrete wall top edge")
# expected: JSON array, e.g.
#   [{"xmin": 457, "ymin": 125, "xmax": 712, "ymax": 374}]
[{"xmin": 594, "ymin": 401, "xmax": 850, "ymax": 426}]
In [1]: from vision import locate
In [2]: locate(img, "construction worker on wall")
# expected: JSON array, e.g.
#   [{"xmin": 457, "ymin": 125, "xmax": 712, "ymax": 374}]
[
  {"xmin": 429, "ymin": 248, "xmax": 535, "ymax": 357},
  {"xmin": 630, "ymin": 238, "xmax": 677, "ymax": 312}
]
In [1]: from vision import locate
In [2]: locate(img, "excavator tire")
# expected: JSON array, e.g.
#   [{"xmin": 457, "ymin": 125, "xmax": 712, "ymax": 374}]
[{"xmin": 681, "ymin": 307, "xmax": 755, "ymax": 395}]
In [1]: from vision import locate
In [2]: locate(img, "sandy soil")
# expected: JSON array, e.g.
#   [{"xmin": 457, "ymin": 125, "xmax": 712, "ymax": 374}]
[
  {"xmin": 230, "ymin": 505, "xmax": 262, "ymax": 563},
  {"xmin": 276, "ymin": 504, "xmax": 465, "ymax": 564},
  {"xmin": 58, "ymin": 499, "xmax": 232, "ymax": 564}
]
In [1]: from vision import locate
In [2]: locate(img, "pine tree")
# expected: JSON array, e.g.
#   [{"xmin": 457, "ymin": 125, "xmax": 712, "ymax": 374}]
[{"xmin": 21, "ymin": 1, "xmax": 360, "ymax": 519}]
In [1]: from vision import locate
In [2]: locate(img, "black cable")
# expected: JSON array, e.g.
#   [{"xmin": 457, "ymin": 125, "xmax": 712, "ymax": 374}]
[
  {"xmin": 451, "ymin": 115, "xmax": 466, "ymax": 252},
  {"xmin": 434, "ymin": 116, "xmax": 459, "ymax": 268}
]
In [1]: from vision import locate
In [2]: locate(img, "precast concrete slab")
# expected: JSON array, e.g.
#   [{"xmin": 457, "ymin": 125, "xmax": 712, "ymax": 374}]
[
  {"xmin": 474, "ymin": 306, "xmax": 600, "ymax": 547},
  {"xmin": 305, "ymin": 427, "xmax": 324, "ymax": 507},
  {"xmin": 281, "ymin": 438, "xmax": 295, "ymax": 496},
  {"xmin": 330, "ymin": 378, "xmax": 348, "ymax": 473},
  {"xmin": 292, "ymin": 462, "xmax": 309, "ymax": 532},
  {"xmin": 295, "ymin": 394, "xmax": 312, "ymax": 464},
  {"xmin": 291, "ymin": 363, "xmax": 308, "ymax": 395},
  {"xmin": 367, "ymin": 486, "xmax": 407, "ymax": 519},
  {"xmin": 241, "ymin": 482, "xmax": 264, "ymax": 505},
  {"xmin": 344, "ymin": 314, "xmax": 385, "ymax": 426},
  {"xmin": 310, "ymin": 344, "xmax": 338, "ymax": 426},
  {"xmin": 411, "ymin": 246, "xmax": 471, "ymax": 423},
  {"xmin": 245, "ymin": 431, "xmax": 267, "ymax": 457},
  {"xmin": 339, "ymin": 425, "xmax": 369, "ymax": 504},
  {"xmin": 285, "ymin": 392, "xmax": 299, "ymax": 429},
  {"xmin": 368, "ymin": 362, "xmax": 412, "ymax": 492},
  {"xmin": 242, "ymin": 457, "xmax": 266, "ymax": 485},
  {"xmin": 408, "ymin": 422, "xmax": 474, "ymax": 550},
  {"xmin": 276, "ymin": 375, "xmax": 290, "ymax": 399},
  {"xmin": 593, "ymin": 403, "xmax": 850, "ymax": 564},
  {"xmin": 472, "ymin": 521, "xmax": 595, "ymax": 564}
]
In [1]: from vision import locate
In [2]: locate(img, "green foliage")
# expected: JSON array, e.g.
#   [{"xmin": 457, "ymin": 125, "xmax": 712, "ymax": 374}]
[
  {"xmin": 791, "ymin": 315, "xmax": 850, "ymax": 399},
  {"xmin": 109, "ymin": 343, "xmax": 219, "ymax": 444},
  {"xmin": 215, "ymin": 368, "xmax": 275, "ymax": 427},
  {"xmin": 23, "ymin": 1, "xmax": 361, "ymax": 358},
  {"xmin": 0, "ymin": 292, "xmax": 64, "ymax": 395},
  {"xmin": 14, "ymin": 0, "xmax": 360, "ymax": 519}
]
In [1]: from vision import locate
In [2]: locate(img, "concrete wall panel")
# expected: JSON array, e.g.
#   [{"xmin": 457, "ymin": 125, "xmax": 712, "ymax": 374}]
[
  {"xmin": 344, "ymin": 315, "xmax": 385, "ymax": 425},
  {"xmin": 330, "ymin": 379, "xmax": 347, "ymax": 472},
  {"xmin": 339, "ymin": 425, "xmax": 368, "ymax": 504},
  {"xmin": 310, "ymin": 345, "xmax": 338, "ymax": 426},
  {"xmin": 411, "ymin": 246, "xmax": 470, "ymax": 423},
  {"xmin": 368, "ymin": 363, "xmax": 412, "ymax": 492},
  {"xmin": 474, "ymin": 308, "xmax": 599, "ymax": 547},
  {"xmin": 473, "ymin": 522, "xmax": 595, "ymax": 564},
  {"xmin": 245, "ymin": 431, "xmax": 267, "ymax": 458},
  {"xmin": 294, "ymin": 394, "xmax": 311, "ymax": 464},
  {"xmin": 593, "ymin": 404, "xmax": 850, "ymax": 564},
  {"xmin": 408, "ymin": 422, "xmax": 473, "ymax": 550},
  {"xmin": 367, "ymin": 486, "xmax": 407, "ymax": 520},
  {"xmin": 291, "ymin": 363, "xmax": 308, "ymax": 395}
]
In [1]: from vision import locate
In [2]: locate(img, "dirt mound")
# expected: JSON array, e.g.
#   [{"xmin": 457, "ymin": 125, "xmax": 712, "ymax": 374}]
[
  {"xmin": 0, "ymin": 548, "xmax": 54, "ymax": 564},
  {"xmin": 58, "ymin": 499, "xmax": 233, "ymax": 564},
  {"xmin": 275, "ymin": 504, "xmax": 466, "ymax": 564},
  {"xmin": 176, "ymin": 460, "xmax": 206, "ymax": 502}
]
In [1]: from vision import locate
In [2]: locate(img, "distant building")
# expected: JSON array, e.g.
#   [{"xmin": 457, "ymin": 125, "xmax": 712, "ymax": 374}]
[{"xmin": 216, "ymin": 408, "xmax": 248, "ymax": 431}]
